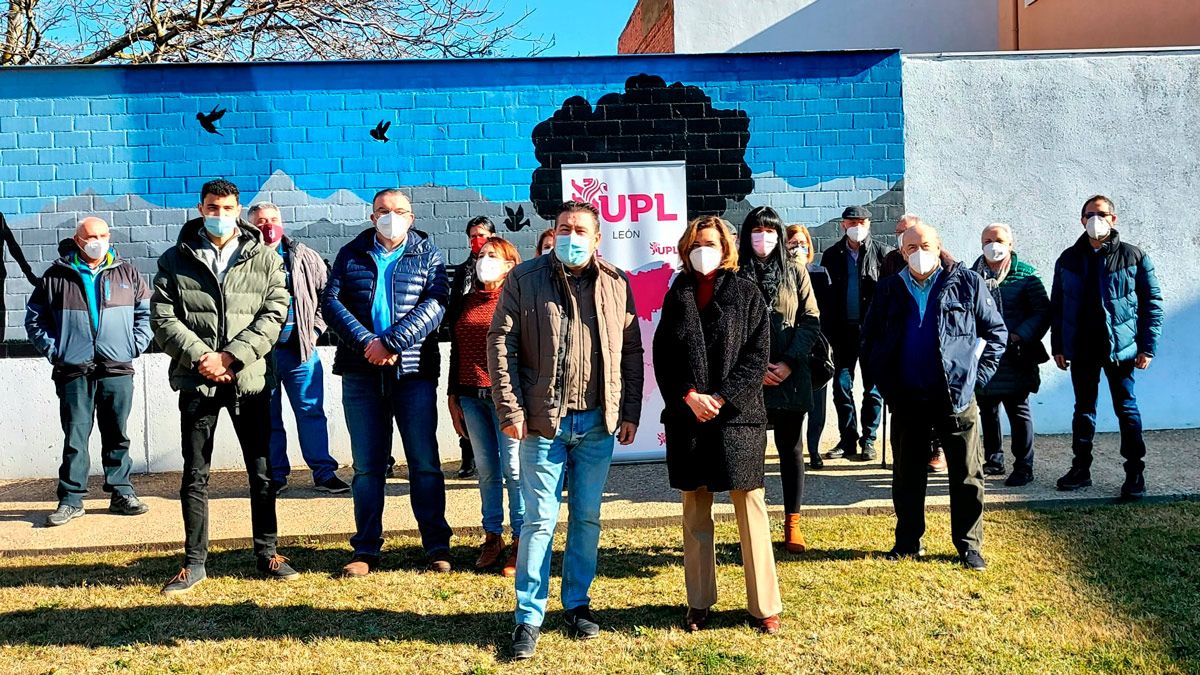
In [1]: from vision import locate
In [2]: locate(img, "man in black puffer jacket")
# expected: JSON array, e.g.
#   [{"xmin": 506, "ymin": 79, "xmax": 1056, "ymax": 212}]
[
  {"xmin": 325, "ymin": 188, "xmax": 453, "ymax": 577},
  {"xmin": 26, "ymin": 217, "xmax": 153, "ymax": 527}
]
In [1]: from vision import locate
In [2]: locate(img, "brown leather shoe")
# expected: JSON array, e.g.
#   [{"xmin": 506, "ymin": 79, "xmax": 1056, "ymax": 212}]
[
  {"xmin": 928, "ymin": 449, "xmax": 947, "ymax": 473},
  {"xmin": 684, "ymin": 607, "xmax": 709, "ymax": 632},
  {"xmin": 751, "ymin": 614, "xmax": 781, "ymax": 635},
  {"xmin": 502, "ymin": 536, "xmax": 519, "ymax": 578},
  {"xmin": 475, "ymin": 533, "xmax": 505, "ymax": 569},
  {"xmin": 784, "ymin": 513, "xmax": 806, "ymax": 554},
  {"xmin": 341, "ymin": 557, "xmax": 375, "ymax": 578}
]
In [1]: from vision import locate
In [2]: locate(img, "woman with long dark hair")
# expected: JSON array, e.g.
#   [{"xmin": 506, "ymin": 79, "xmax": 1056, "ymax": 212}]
[
  {"xmin": 738, "ymin": 206, "xmax": 822, "ymax": 554},
  {"xmin": 654, "ymin": 215, "xmax": 781, "ymax": 634}
]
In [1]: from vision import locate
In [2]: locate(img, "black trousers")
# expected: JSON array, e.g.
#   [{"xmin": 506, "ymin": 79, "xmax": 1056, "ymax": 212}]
[
  {"xmin": 891, "ymin": 397, "xmax": 984, "ymax": 555},
  {"xmin": 179, "ymin": 388, "xmax": 277, "ymax": 566},
  {"xmin": 768, "ymin": 410, "xmax": 806, "ymax": 514},
  {"xmin": 977, "ymin": 393, "xmax": 1034, "ymax": 470}
]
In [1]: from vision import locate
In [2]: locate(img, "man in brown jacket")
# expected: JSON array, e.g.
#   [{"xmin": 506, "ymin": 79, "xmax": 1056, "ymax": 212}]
[{"xmin": 489, "ymin": 201, "xmax": 643, "ymax": 660}]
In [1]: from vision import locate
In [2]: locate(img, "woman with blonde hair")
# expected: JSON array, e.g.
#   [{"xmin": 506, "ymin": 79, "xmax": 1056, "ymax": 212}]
[{"xmin": 653, "ymin": 215, "xmax": 781, "ymax": 634}]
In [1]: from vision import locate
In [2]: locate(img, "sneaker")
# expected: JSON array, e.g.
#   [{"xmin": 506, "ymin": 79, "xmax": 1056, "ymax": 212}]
[
  {"xmin": 385, "ymin": 457, "xmax": 397, "ymax": 479},
  {"xmin": 854, "ymin": 442, "xmax": 877, "ymax": 462},
  {"xmin": 808, "ymin": 455, "xmax": 825, "ymax": 470},
  {"xmin": 750, "ymin": 614, "xmax": 781, "ymax": 635},
  {"xmin": 563, "ymin": 604, "xmax": 600, "ymax": 639},
  {"xmin": 341, "ymin": 554, "xmax": 378, "ymax": 578},
  {"xmin": 960, "ymin": 550, "xmax": 987, "ymax": 571},
  {"xmin": 983, "ymin": 461, "xmax": 1006, "ymax": 476},
  {"xmin": 825, "ymin": 441, "xmax": 852, "ymax": 460},
  {"xmin": 457, "ymin": 462, "xmax": 477, "ymax": 479},
  {"xmin": 928, "ymin": 449, "xmax": 948, "ymax": 474},
  {"xmin": 475, "ymin": 532, "xmax": 505, "ymax": 569},
  {"xmin": 273, "ymin": 481, "xmax": 289, "ymax": 497},
  {"xmin": 314, "ymin": 475, "xmax": 351, "ymax": 494},
  {"xmin": 45, "ymin": 504, "xmax": 85, "ymax": 527},
  {"xmin": 684, "ymin": 607, "xmax": 709, "ymax": 632},
  {"xmin": 1120, "ymin": 473, "xmax": 1146, "ymax": 500},
  {"xmin": 1005, "ymin": 468, "xmax": 1033, "ymax": 487},
  {"xmin": 502, "ymin": 537, "xmax": 519, "ymax": 578},
  {"xmin": 258, "ymin": 554, "xmax": 300, "ymax": 581},
  {"xmin": 426, "ymin": 550, "xmax": 453, "ymax": 573},
  {"xmin": 161, "ymin": 565, "xmax": 206, "ymax": 596},
  {"xmin": 510, "ymin": 623, "xmax": 540, "ymax": 660},
  {"xmin": 1056, "ymin": 466, "xmax": 1092, "ymax": 491},
  {"xmin": 109, "ymin": 494, "xmax": 150, "ymax": 516},
  {"xmin": 884, "ymin": 547, "xmax": 925, "ymax": 561}
]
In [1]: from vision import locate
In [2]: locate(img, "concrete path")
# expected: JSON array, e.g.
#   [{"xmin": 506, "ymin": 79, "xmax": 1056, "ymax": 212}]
[{"xmin": 2, "ymin": 429, "xmax": 1197, "ymax": 556}]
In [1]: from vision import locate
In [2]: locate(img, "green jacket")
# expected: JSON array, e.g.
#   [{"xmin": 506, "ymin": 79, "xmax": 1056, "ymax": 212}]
[{"xmin": 151, "ymin": 218, "xmax": 288, "ymax": 396}]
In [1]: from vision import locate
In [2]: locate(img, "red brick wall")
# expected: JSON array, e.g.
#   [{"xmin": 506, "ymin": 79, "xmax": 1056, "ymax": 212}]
[{"xmin": 618, "ymin": 0, "xmax": 674, "ymax": 54}]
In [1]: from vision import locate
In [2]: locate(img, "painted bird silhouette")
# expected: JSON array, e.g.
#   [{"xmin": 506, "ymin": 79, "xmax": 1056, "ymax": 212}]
[
  {"xmin": 196, "ymin": 106, "xmax": 226, "ymax": 135},
  {"xmin": 370, "ymin": 120, "xmax": 391, "ymax": 142}
]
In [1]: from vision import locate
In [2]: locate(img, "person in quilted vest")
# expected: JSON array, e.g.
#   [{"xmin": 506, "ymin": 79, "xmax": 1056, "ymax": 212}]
[{"xmin": 324, "ymin": 188, "xmax": 453, "ymax": 577}]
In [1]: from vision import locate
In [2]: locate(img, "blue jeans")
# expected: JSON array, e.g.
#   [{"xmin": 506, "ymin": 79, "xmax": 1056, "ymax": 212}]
[
  {"xmin": 269, "ymin": 345, "xmax": 337, "ymax": 485},
  {"xmin": 459, "ymin": 395, "xmax": 524, "ymax": 536},
  {"xmin": 1069, "ymin": 358, "xmax": 1145, "ymax": 474},
  {"xmin": 831, "ymin": 323, "xmax": 883, "ymax": 447},
  {"xmin": 515, "ymin": 409, "xmax": 615, "ymax": 627},
  {"xmin": 342, "ymin": 372, "xmax": 452, "ymax": 557},
  {"xmin": 57, "ymin": 374, "xmax": 135, "ymax": 507}
]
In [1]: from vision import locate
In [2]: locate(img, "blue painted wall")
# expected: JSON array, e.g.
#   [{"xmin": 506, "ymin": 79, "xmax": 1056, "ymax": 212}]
[{"xmin": 0, "ymin": 50, "xmax": 903, "ymax": 336}]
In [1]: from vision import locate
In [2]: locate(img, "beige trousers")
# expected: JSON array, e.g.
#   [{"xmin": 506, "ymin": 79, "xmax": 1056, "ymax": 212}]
[{"xmin": 681, "ymin": 487, "xmax": 783, "ymax": 619}]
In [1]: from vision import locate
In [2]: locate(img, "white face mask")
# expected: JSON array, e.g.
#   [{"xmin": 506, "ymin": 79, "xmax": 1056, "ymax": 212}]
[
  {"xmin": 1085, "ymin": 215, "xmax": 1111, "ymax": 240},
  {"xmin": 982, "ymin": 242, "xmax": 1010, "ymax": 263},
  {"xmin": 475, "ymin": 256, "xmax": 507, "ymax": 284},
  {"xmin": 750, "ymin": 231, "xmax": 778, "ymax": 257},
  {"xmin": 846, "ymin": 225, "xmax": 870, "ymax": 243},
  {"xmin": 375, "ymin": 212, "xmax": 410, "ymax": 241},
  {"xmin": 540, "ymin": 246, "xmax": 554, "ymax": 256},
  {"xmin": 80, "ymin": 239, "xmax": 109, "ymax": 261},
  {"xmin": 689, "ymin": 246, "xmax": 722, "ymax": 275},
  {"xmin": 908, "ymin": 249, "xmax": 939, "ymax": 276}
]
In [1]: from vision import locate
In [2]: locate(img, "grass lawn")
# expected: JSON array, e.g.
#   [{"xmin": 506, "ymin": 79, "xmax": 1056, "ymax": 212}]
[{"xmin": 1, "ymin": 501, "xmax": 1198, "ymax": 674}]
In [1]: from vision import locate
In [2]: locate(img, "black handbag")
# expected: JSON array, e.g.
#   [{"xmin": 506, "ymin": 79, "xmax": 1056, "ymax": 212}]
[{"xmin": 809, "ymin": 332, "xmax": 835, "ymax": 391}]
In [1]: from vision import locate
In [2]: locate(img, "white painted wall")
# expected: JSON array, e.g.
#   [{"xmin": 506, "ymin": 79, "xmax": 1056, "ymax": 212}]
[
  {"xmin": 674, "ymin": 0, "xmax": 998, "ymax": 54},
  {"xmin": 0, "ymin": 347, "xmax": 464, "ymax": 480},
  {"xmin": 903, "ymin": 49, "xmax": 1200, "ymax": 433}
]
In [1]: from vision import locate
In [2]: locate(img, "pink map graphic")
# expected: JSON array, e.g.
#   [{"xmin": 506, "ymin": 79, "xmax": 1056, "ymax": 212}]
[
  {"xmin": 626, "ymin": 260, "xmax": 677, "ymax": 448},
  {"xmin": 628, "ymin": 261, "xmax": 675, "ymax": 322}
]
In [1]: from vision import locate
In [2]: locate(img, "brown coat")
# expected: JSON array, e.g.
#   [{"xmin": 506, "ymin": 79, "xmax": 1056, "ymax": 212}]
[{"xmin": 488, "ymin": 253, "xmax": 644, "ymax": 439}]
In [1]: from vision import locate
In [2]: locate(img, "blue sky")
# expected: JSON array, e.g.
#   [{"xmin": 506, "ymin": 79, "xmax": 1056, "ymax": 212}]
[{"xmin": 498, "ymin": 0, "xmax": 639, "ymax": 57}]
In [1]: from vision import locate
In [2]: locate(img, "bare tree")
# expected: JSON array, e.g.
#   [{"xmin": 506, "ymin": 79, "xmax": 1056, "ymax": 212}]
[{"xmin": 1, "ymin": 0, "xmax": 552, "ymax": 65}]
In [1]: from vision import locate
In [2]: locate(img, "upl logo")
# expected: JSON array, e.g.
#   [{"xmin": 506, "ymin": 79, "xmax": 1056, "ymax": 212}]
[{"xmin": 569, "ymin": 178, "xmax": 680, "ymax": 223}]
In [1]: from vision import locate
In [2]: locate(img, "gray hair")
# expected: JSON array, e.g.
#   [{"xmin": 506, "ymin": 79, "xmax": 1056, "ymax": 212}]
[
  {"xmin": 983, "ymin": 222, "xmax": 1014, "ymax": 243},
  {"xmin": 248, "ymin": 201, "xmax": 281, "ymax": 218},
  {"xmin": 895, "ymin": 213, "xmax": 925, "ymax": 232}
]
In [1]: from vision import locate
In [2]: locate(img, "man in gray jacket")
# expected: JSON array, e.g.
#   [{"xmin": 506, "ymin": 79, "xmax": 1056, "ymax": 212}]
[
  {"xmin": 26, "ymin": 217, "xmax": 153, "ymax": 526},
  {"xmin": 248, "ymin": 202, "xmax": 348, "ymax": 495}
]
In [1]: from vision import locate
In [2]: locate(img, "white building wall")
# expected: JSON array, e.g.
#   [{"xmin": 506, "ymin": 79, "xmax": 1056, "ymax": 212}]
[
  {"xmin": 903, "ymin": 49, "xmax": 1200, "ymax": 433},
  {"xmin": 674, "ymin": 0, "xmax": 999, "ymax": 54}
]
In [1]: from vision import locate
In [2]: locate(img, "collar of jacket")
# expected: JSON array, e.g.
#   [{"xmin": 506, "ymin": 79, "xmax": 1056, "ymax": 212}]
[
  {"xmin": 1072, "ymin": 229, "xmax": 1121, "ymax": 255},
  {"xmin": 347, "ymin": 226, "xmax": 432, "ymax": 257},
  {"xmin": 177, "ymin": 217, "xmax": 263, "ymax": 259},
  {"xmin": 51, "ymin": 238, "xmax": 123, "ymax": 272}
]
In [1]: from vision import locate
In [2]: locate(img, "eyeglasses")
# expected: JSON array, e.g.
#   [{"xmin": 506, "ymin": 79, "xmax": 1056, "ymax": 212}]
[
  {"xmin": 377, "ymin": 209, "xmax": 412, "ymax": 216},
  {"xmin": 1084, "ymin": 211, "xmax": 1113, "ymax": 219}
]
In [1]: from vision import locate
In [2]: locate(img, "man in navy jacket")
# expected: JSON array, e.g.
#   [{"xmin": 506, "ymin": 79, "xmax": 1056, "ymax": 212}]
[
  {"xmin": 26, "ymin": 217, "xmax": 153, "ymax": 526},
  {"xmin": 862, "ymin": 223, "xmax": 1007, "ymax": 571},
  {"xmin": 1050, "ymin": 195, "xmax": 1163, "ymax": 499},
  {"xmin": 325, "ymin": 188, "xmax": 453, "ymax": 576}
]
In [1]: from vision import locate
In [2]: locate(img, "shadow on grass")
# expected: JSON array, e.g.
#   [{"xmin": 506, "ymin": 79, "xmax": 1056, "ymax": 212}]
[
  {"xmin": 0, "ymin": 541, "xmax": 689, "ymax": 589},
  {"xmin": 1027, "ymin": 501, "xmax": 1200, "ymax": 670},
  {"xmin": 0, "ymin": 602, "xmax": 686, "ymax": 649}
]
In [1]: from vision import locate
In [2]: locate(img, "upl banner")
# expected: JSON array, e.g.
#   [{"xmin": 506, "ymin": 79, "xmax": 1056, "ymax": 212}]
[{"xmin": 561, "ymin": 160, "xmax": 688, "ymax": 462}]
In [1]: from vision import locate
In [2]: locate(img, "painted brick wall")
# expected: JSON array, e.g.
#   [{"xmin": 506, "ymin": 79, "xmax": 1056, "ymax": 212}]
[{"xmin": 0, "ymin": 51, "xmax": 903, "ymax": 339}]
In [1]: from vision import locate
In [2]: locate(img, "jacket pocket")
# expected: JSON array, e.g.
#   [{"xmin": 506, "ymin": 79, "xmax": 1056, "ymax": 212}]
[{"xmin": 942, "ymin": 302, "xmax": 972, "ymax": 336}]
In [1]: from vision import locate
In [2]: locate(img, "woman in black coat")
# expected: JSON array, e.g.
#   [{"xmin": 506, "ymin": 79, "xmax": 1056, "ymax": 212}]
[
  {"xmin": 738, "ymin": 207, "xmax": 822, "ymax": 555},
  {"xmin": 653, "ymin": 215, "xmax": 781, "ymax": 635}
]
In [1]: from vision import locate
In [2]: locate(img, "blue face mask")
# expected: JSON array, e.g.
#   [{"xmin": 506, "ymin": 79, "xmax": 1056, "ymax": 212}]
[
  {"xmin": 555, "ymin": 232, "xmax": 593, "ymax": 268},
  {"xmin": 203, "ymin": 216, "xmax": 238, "ymax": 238}
]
